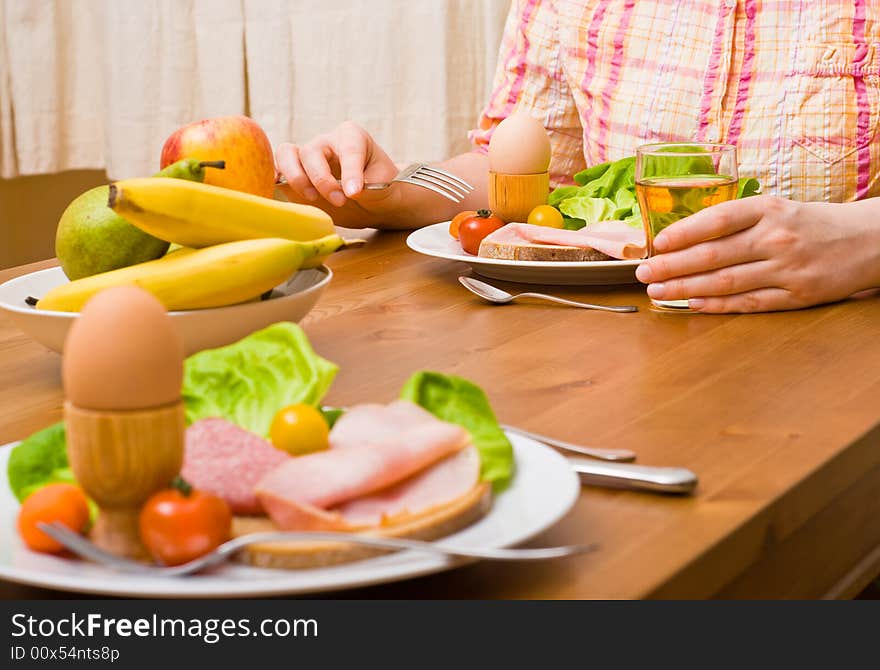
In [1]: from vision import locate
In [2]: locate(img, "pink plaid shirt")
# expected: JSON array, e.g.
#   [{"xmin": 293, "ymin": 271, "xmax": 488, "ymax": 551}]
[{"xmin": 470, "ymin": 0, "xmax": 880, "ymax": 202}]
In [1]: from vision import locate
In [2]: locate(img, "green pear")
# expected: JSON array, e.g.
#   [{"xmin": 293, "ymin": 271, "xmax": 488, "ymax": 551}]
[{"xmin": 55, "ymin": 159, "xmax": 224, "ymax": 280}]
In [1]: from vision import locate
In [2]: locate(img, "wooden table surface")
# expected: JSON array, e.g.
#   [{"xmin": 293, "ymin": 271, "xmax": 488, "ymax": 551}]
[{"xmin": 2, "ymin": 230, "xmax": 880, "ymax": 599}]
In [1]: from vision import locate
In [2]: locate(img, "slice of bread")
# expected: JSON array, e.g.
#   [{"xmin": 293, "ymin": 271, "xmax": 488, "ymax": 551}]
[
  {"xmin": 232, "ymin": 481, "xmax": 492, "ymax": 569},
  {"xmin": 479, "ymin": 239, "xmax": 611, "ymax": 262}
]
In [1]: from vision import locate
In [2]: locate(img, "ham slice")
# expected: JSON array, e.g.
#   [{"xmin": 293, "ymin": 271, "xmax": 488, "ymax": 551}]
[
  {"xmin": 182, "ymin": 418, "xmax": 290, "ymax": 515},
  {"xmin": 259, "ymin": 447, "xmax": 481, "ymax": 531},
  {"xmin": 256, "ymin": 400, "xmax": 472, "ymax": 530},
  {"xmin": 336, "ymin": 446, "xmax": 480, "ymax": 527},
  {"xmin": 480, "ymin": 221, "xmax": 647, "ymax": 260}
]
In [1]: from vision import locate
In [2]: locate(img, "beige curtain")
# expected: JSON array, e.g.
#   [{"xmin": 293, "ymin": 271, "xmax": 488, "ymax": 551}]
[{"xmin": 0, "ymin": 0, "xmax": 508, "ymax": 180}]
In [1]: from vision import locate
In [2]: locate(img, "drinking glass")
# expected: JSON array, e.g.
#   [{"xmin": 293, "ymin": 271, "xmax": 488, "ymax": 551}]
[{"xmin": 635, "ymin": 143, "xmax": 738, "ymax": 312}]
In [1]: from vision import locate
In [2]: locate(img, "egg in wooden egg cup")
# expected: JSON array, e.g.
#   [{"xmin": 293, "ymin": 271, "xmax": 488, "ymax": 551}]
[
  {"xmin": 488, "ymin": 113, "xmax": 552, "ymax": 223},
  {"xmin": 63, "ymin": 286, "xmax": 185, "ymax": 560}
]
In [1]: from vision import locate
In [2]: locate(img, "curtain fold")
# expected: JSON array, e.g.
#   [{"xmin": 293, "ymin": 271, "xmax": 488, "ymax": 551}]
[{"xmin": 0, "ymin": 0, "xmax": 507, "ymax": 180}]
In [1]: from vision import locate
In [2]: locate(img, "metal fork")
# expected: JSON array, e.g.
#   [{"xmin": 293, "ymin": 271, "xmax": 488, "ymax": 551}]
[
  {"xmin": 501, "ymin": 425, "xmax": 637, "ymax": 462},
  {"xmin": 38, "ymin": 523, "xmax": 596, "ymax": 577},
  {"xmin": 277, "ymin": 162, "xmax": 474, "ymax": 203}
]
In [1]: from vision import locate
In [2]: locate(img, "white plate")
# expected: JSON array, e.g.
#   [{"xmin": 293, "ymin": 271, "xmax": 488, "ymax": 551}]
[
  {"xmin": 0, "ymin": 266, "xmax": 332, "ymax": 356},
  {"xmin": 0, "ymin": 432, "xmax": 580, "ymax": 598},
  {"xmin": 407, "ymin": 221, "xmax": 640, "ymax": 285}
]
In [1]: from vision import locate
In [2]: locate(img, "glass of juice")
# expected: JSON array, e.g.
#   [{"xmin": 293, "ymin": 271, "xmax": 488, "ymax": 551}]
[{"xmin": 635, "ymin": 143, "xmax": 738, "ymax": 311}]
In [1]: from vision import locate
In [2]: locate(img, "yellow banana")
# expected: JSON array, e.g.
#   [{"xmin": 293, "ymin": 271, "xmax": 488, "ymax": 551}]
[
  {"xmin": 108, "ymin": 178, "xmax": 336, "ymax": 248},
  {"xmin": 37, "ymin": 235, "xmax": 343, "ymax": 312}
]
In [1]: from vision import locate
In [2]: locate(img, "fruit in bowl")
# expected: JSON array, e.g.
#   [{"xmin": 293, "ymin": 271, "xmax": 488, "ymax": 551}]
[
  {"xmin": 55, "ymin": 159, "xmax": 224, "ymax": 280},
  {"xmin": 0, "ymin": 264, "xmax": 334, "ymax": 356},
  {"xmin": 161, "ymin": 115, "xmax": 276, "ymax": 197},
  {"xmin": 0, "ymin": 114, "xmax": 362, "ymax": 356}
]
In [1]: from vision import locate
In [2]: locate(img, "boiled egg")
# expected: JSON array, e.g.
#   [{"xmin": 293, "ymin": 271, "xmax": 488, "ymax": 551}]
[
  {"xmin": 488, "ymin": 113, "xmax": 552, "ymax": 175},
  {"xmin": 62, "ymin": 286, "xmax": 184, "ymax": 411}
]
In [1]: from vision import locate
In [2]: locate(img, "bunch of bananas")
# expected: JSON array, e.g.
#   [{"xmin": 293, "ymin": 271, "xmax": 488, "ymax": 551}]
[{"xmin": 38, "ymin": 178, "xmax": 345, "ymax": 312}]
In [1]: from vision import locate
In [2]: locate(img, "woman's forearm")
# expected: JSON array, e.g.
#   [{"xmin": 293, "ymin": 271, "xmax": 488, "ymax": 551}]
[
  {"xmin": 378, "ymin": 152, "xmax": 490, "ymax": 229},
  {"xmin": 825, "ymin": 197, "xmax": 880, "ymax": 292}
]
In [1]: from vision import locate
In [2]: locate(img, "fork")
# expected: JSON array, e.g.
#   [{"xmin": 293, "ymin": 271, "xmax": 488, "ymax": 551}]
[
  {"xmin": 277, "ymin": 162, "xmax": 474, "ymax": 203},
  {"xmin": 38, "ymin": 523, "xmax": 596, "ymax": 577}
]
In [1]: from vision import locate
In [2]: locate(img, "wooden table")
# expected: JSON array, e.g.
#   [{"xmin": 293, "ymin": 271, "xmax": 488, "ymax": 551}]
[{"xmin": 2, "ymin": 231, "xmax": 880, "ymax": 599}]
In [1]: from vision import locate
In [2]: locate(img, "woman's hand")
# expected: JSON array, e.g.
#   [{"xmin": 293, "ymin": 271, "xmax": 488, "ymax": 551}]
[
  {"xmin": 275, "ymin": 122, "xmax": 403, "ymax": 228},
  {"xmin": 275, "ymin": 121, "xmax": 489, "ymax": 229},
  {"xmin": 635, "ymin": 195, "xmax": 880, "ymax": 313}
]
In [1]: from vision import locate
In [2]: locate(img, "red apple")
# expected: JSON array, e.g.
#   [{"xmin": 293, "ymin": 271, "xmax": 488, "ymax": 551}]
[{"xmin": 160, "ymin": 115, "xmax": 276, "ymax": 197}]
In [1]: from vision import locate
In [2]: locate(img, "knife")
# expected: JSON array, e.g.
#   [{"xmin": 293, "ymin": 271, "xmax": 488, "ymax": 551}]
[{"xmin": 568, "ymin": 458, "xmax": 698, "ymax": 495}]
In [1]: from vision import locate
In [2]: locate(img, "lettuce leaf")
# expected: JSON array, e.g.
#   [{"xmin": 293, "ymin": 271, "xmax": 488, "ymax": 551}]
[
  {"xmin": 6, "ymin": 422, "xmax": 73, "ymax": 503},
  {"xmin": 573, "ymin": 161, "xmax": 611, "ymax": 186},
  {"xmin": 559, "ymin": 196, "xmax": 618, "ymax": 223},
  {"xmin": 548, "ymin": 185, "xmax": 580, "ymax": 207},
  {"xmin": 183, "ymin": 322, "xmax": 337, "ymax": 437},
  {"xmin": 320, "ymin": 407, "xmax": 345, "ymax": 429},
  {"xmin": 737, "ymin": 177, "xmax": 761, "ymax": 198},
  {"xmin": 549, "ymin": 153, "xmax": 762, "ymax": 229},
  {"xmin": 400, "ymin": 371, "xmax": 515, "ymax": 490},
  {"xmin": 563, "ymin": 217, "xmax": 588, "ymax": 230}
]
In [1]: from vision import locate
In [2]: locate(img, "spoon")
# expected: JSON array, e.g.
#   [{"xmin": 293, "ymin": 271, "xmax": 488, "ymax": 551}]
[{"xmin": 459, "ymin": 277, "xmax": 637, "ymax": 313}]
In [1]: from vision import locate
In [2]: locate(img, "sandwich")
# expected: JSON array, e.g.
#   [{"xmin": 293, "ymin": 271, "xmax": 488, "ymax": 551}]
[{"xmin": 478, "ymin": 221, "xmax": 647, "ymax": 262}]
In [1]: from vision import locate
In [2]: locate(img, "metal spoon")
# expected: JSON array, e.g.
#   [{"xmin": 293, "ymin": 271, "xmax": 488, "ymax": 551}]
[{"xmin": 459, "ymin": 276, "xmax": 637, "ymax": 313}]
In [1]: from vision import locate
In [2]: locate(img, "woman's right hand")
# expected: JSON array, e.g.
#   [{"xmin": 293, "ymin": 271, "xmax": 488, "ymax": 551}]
[{"xmin": 275, "ymin": 121, "xmax": 405, "ymax": 228}]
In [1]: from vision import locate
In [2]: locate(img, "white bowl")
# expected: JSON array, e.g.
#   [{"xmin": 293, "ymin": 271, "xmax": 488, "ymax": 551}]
[{"xmin": 0, "ymin": 266, "xmax": 332, "ymax": 355}]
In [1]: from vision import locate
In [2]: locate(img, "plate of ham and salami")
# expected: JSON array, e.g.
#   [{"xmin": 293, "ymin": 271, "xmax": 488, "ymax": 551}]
[
  {"xmin": 0, "ymin": 422, "xmax": 580, "ymax": 598},
  {"xmin": 406, "ymin": 221, "xmax": 645, "ymax": 286}
]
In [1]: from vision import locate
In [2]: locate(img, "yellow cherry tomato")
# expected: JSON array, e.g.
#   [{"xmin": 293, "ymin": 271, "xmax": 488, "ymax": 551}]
[
  {"xmin": 527, "ymin": 205, "xmax": 565, "ymax": 228},
  {"xmin": 269, "ymin": 404, "xmax": 330, "ymax": 456}
]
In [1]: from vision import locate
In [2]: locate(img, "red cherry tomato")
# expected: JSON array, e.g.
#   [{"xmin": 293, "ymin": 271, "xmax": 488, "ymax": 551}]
[
  {"xmin": 458, "ymin": 210, "xmax": 505, "ymax": 255},
  {"xmin": 449, "ymin": 210, "xmax": 477, "ymax": 240},
  {"xmin": 139, "ymin": 478, "xmax": 231, "ymax": 566}
]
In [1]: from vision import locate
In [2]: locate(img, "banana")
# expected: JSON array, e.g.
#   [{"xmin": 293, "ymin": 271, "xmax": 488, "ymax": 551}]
[
  {"xmin": 108, "ymin": 178, "xmax": 335, "ymax": 248},
  {"xmin": 37, "ymin": 235, "xmax": 343, "ymax": 312}
]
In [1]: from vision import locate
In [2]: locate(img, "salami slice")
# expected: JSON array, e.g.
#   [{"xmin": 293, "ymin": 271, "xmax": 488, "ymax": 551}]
[{"xmin": 182, "ymin": 417, "xmax": 289, "ymax": 515}]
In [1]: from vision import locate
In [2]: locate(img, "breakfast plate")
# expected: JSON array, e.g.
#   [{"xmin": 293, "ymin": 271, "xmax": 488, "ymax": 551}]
[
  {"xmin": 0, "ymin": 265, "xmax": 332, "ymax": 356},
  {"xmin": 0, "ymin": 432, "xmax": 580, "ymax": 598},
  {"xmin": 407, "ymin": 221, "xmax": 640, "ymax": 285}
]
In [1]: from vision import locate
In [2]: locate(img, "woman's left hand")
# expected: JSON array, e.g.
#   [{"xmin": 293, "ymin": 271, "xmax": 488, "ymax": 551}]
[{"xmin": 634, "ymin": 195, "xmax": 880, "ymax": 313}]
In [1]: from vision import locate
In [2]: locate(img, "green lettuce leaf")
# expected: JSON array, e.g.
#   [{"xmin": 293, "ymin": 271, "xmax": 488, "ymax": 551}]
[
  {"xmin": 183, "ymin": 322, "xmax": 337, "ymax": 437},
  {"xmin": 575, "ymin": 157, "xmax": 635, "ymax": 198},
  {"xmin": 559, "ymin": 196, "xmax": 617, "ymax": 223},
  {"xmin": 6, "ymin": 422, "xmax": 73, "ymax": 503},
  {"xmin": 549, "ymin": 152, "xmax": 762, "ymax": 230},
  {"xmin": 614, "ymin": 188, "xmax": 636, "ymax": 211},
  {"xmin": 548, "ymin": 185, "xmax": 580, "ymax": 207},
  {"xmin": 400, "ymin": 371, "xmax": 515, "ymax": 490},
  {"xmin": 573, "ymin": 161, "xmax": 611, "ymax": 186},
  {"xmin": 737, "ymin": 177, "xmax": 761, "ymax": 198},
  {"xmin": 320, "ymin": 407, "xmax": 345, "ymax": 429},
  {"xmin": 562, "ymin": 216, "xmax": 587, "ymax": 230}
]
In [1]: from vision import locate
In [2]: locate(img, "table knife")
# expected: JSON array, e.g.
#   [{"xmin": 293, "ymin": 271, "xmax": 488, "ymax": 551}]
[{"xmin": 569, "ymin": 458, "xmax": 698, "ymax": 495}]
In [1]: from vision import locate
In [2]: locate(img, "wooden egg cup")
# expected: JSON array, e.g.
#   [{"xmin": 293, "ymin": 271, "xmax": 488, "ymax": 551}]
[
  {"xmin": 489, "ymin": 171, "xmax": 550, "ymax": 223},
  {"xmin": 64, "ymin": 400, "xmax": 185, "ymax": 560}
]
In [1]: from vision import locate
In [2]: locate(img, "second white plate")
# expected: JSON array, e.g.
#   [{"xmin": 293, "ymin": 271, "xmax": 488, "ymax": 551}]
[
  {"xmin": 0, "ymin": 432, "xmax": 580, "ymax": 598},
  {"xmin": 407, "ymin": 222, "xmax": 640, "ymax": 286}
]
